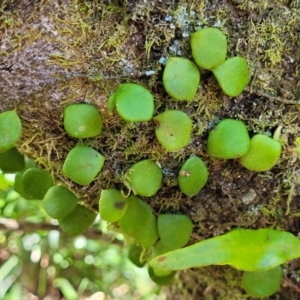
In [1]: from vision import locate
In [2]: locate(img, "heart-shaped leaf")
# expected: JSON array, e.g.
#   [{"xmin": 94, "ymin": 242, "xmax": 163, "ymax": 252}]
[
  {"xmin": 163, "ymin": 57, "xmax": 200, "ymax": 101},
  {"xmin": 154, "ymin": 110, "xmax": 192, "ymax": 152},
  {"xmin": 207, "ymin": 118, "xmax": 250, "ymax": 159},
  {"xmin": 212, "ymin": 56, "xmax": 249, "ymax": 97},
  {"xmin": 239, "ymin": 134, "xmax": 281, "ymax": 171}
]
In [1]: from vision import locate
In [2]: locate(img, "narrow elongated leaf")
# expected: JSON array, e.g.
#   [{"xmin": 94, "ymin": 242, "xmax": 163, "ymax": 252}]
[{"xmin": 150, "ymin": 228, "xmax": 300, "ymax": 272}]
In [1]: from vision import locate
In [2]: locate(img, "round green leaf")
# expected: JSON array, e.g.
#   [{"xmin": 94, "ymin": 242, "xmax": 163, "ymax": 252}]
[
  {"xmin": 158, "ymin": 214, "xmax": 193, "ymax": 251},
  {"xmin": 178, "ymin": 156, "xmax": 208, "ymax": 197},
  {"xmin": 136, "ymin": 212, "xmax": 159, "ymax": 249},
  {"xmin": 207, "ymin": 119, "xmax": 250, "ymax": 159},
  {"xmin": 239, "ymin": 134, "xmax": 281, "ymax": 171},
  {"xmin": 63, "ymin": 145, "xmax": 105, "ymax": 185},
  {"xmin": 128, "ymin": 244, "xmax": 146, "ymax": 268},
  {"xmin": 163, "ymin": 57, "xmax": 200, "ymax": 101},
  {"xmin": 22, "ymin": 168, "xmax": 54, "ymax": 199},
  {"xmin": 0, "ymin": 147, "xmax": 25, "ymax": 173},
  {"xmin": 13, "ymin": 158, "xmax": 38, "ymax": 199},
  {"xmin": 148, "ymin": 266, "xmax": 176, "ymax": 286},
  {"xmin": 125, "ymin": 159, "xmax": 162, "ymax": 197},
  {"xmin": 114, "ymin": 83, "xmax": 154, "ymax": 122},
  {"xmin": 42, "ymin": 186, "xmax": 78, "ymax": 219},
  {"xmin": 242, "ymin": 266, "xmax": 283, "ymax": 298},
  {"xmin": 99, "ymin": 189, "xmax": 129, "ymax": 222},
  {"xmin": 212, "ymin": 56, "xmax": 249, "ymax": 97},
  {"xmin": 59, "ymin": 204, "xmax": 96, "ymax": 236},
  {"xmin": 191, "ymin": 27, "xmax": 227, "ymax": 70},
  {"xmin": 119, "ymin": 195, "xmax": 159, "ymax": 248},
  {"xmin": 0, "ymin": 110, "xmax": 22, "ymax": 153},
  {"xmin": 63, "ymin": 103, "xmax": 103, "ymax": 138},
  {"xmin": 154, "ymin": 110, "xmax": 192, "ymax": 152}
]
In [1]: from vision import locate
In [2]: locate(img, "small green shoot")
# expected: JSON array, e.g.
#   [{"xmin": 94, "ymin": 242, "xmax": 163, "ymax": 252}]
[
  {"xmin": 59, "ymin": 204, "xmax": 96, "ymax": 236},
  {"xmin": 207, "ymin": 119, "xmax": 250, "ymax": 159},
  {"xmin": 239, "ymin": 134, "xmax": 282, "ymax": 171},
  {"xmin": 242, "ymin": 266, "xmax": 283, "ymax": 298},
  {"xmin": 109, "ymin": 83, "xmax": 154, "ymax": 122},
  {"xmin": 154, "ymin": 110, "xmax": 192, "ymax": 152},
  {"xmin": 63, "ymin": 145, "xmax": 105, "ymax": 185},
  {"xmin": 0, "ymin": 110, "xmax": 22, "ymax": 153},
  {"xmin": 63, "ymin": 103, "xmax": 103, "ymax": 138},
  {"xmin": 163, "ymin": 57, "xmax": 200, "ymax": 101},
  {"xmin": 42, "ymin": 186, "xmax": 79, "ymax": 219},
  {"xmin": 212, "ymin": 56, "xmax": 249, "ymax": 97},
  {"xmin": 150, "ymin": 228, "xmax": 300, "ymax": 272},
  {"xmin": 99, "ymin": 189, "xmax": 129, "ymax": 222},
  {"xmin": 178, "ymin": 155, "xmax": 208, "ymax": 197},
  {"xmin": 125, "ymin": 159, "xmax": 162, "ymax": 197},
  {"xmin": 191, "ymin": 27, "xmax": 227, "ymax": 70}
]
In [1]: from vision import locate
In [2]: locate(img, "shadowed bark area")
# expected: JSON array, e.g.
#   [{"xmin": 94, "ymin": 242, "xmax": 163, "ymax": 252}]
[{"xmin": 1, "ymin": 0, "xmax": 300, "ymax": 298}]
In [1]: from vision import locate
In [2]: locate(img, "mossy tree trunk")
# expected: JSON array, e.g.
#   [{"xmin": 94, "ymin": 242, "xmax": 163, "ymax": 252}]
[{"xmin": 1, "ymin": 0, "xmax": 300, "ymax": 298}]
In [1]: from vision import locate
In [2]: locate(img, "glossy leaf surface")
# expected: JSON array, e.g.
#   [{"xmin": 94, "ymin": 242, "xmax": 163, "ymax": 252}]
[
  {"xmin": 22, "ymin": 168, "xmax": 54, "ymax": 199},
  {"xmin": 42, "ymin": 186, "xmax": 78, "ymax": 219},
  {"xmin": 59, "ymin": 204, "xmax": 96, "ymax": 236},
  {"xmin": 119, "ymin": 195, "xmax": 159, "ymax": 248},
  {"xmin": 191, "ymin": 27, "xmax": 227, "ymax": 69},
  {"xmin": 154, "ymin": 110, "xmax": 192, "ymax": 152},
  {"xmin": 239, "ymin": 134, "xmax": 281, "ymax": 171},
  {"xmin": 63, "ymin": 145, "xmax": 105, "ymax": 185},
  {"xmin": 207, "ymin": 119, "xmax": 250, "ymax": 159},
  {"xmin": 178, "ymin": 155, "xmax": 208, "ymax": 197},
  {"xmin": 114, "ymin": 83, "xmax": 154, "ymax": 122},
  {"xmin": 212, "ymin": 56, "xmax": 249, "ymax": 97},
  {"xmin": 163, "ymin": 57, "xmax": 200, "ymax": 101},
  {"xmin": 0, "ymin": 110, "xmax": 22, "ymax": 153},
  {"xmin": 0, "ymin": 147, "xmax": 25, "ymax": 173},
  {"xmin": 150, "ymin": 228, "xmax": 300, "ymax": 272},
  {"xmin": 99, "ymin": 189, "xmax": 129, "ymax": 222},
  {"xmin": 125, "ymin": 159, "xmax": 162, "ymax": 197},
  {"xmin": 64, "ymin": 103, "xmax": 103, "ymax": 138},
  {"xmin": 158, "ymin": 214, "xmax": 193, "ymax": 251},
  {"xmin": 242, "ymin": 266, "xmax": 283, "ymax": 298}
]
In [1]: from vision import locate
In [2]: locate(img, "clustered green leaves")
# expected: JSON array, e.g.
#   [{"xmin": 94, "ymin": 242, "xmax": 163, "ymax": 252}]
[
  {"xmin": 207, "ymin": 118, "xmax": 282, "ymax": 171},
  {"xmin": 0, "ymin": 26, "xmax": 289, "ymax": 295}
]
